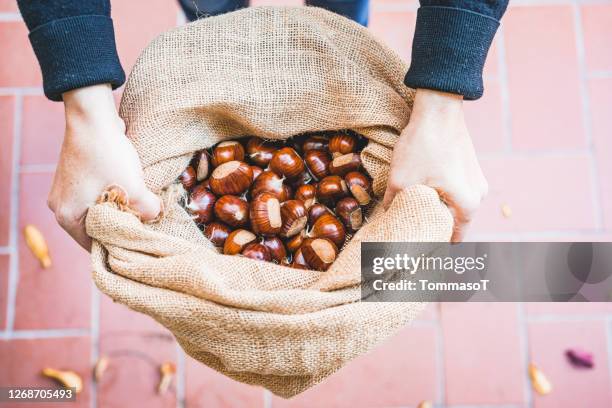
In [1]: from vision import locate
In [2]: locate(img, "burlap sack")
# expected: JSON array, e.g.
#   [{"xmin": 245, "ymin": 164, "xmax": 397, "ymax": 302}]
[{"xmin": 86, "ymin": 6, "xmax": 453, "ymax": 398}]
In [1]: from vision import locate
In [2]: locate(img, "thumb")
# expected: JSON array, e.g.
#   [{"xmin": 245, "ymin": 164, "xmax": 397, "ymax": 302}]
[
  {"xmin": 130, "ymin": 187, "xmax": 162, "ymax": 221},
  {"xmin": 382, "ymin": 186, "xmax": 398, "ymax": 211}
]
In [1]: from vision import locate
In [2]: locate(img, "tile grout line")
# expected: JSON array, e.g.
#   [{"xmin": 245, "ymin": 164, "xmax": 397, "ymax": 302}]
[
  {"xmin": 263, "ymin": 389, "xmax": 272, "ymax": 408},
  {"xmin": 175, "ymin": 343, "xmax": 186, "ymax": 408},
  {"xmin": 572, "ymin": 2, "xmax": 605, "ymax": 231},
  {"xmin": 605, "ymin": 316, "xmax": 612, "ymax": 394},
  {"xmin": 516, "ymin": 302, "xmax": 533, "ymax": 408},
  {"xmin": 495, "ymin": 26, "xmax": 513, "ymax": 153},
  {"xmin": 5, "ymin": 91, "xmax": 23, "ymax": 337},
  {"xmin": 90, "ymin": 285, "xmax": 100, "ymax": 408},
  {"xmin": 435, "ymin": 304, "xmax": 446, "ymax": 405},
  {"xmin": 0, "ymin": 328, "xmax": 90, "ymax": 339}
]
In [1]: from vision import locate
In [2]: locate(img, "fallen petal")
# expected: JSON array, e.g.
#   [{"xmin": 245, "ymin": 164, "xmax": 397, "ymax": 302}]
[
  {"xmin": 566, "ymin": 348, "xmax": 594, "ymax": 368},
  {"xmin": 529, "ymin": 363, "xmax": 552, "ymax": 395}
]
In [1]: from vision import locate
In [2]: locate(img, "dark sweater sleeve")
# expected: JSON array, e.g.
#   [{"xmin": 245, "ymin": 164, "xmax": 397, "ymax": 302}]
[
  {"xmin": 404, "ymin": 0, "xmax": 509, "ymax": 100},
  {"xmin": 17, "ymin": 0, "xmax": 125, "ymax": 101}
]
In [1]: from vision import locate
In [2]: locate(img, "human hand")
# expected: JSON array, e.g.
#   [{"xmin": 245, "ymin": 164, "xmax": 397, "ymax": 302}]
[
  {"xmin": 382, "ymin": 88, "xmax": 488, "ymax": 242},
  {"xmin": 47, "ymin": 84, "xmax": 161, "ymax": 250}
]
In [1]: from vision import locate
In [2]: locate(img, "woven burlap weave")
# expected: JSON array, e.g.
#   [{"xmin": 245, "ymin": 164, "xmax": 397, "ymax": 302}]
[{"xmin": 86, "ymin": 6, "xmax": 453, "ymax": 397}]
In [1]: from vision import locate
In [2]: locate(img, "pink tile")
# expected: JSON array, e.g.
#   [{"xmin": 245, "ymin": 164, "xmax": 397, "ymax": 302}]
[
  {"xmin": 0, "ymin": 337, "xmax": 91, "ymax": 408},
  {"xmin": 0, "ymin": 255, "xmax": 8, "ymax": 330},
  {"xmin": 369, "ymin": 10, "xmax": 416, "ymax": 63},
  {"xmin": 588, "ymin": 78, "xmax": 612, "ymax": 231},
  {"xmin": 272, "ymin": 325, "xmax": 438, "ymax": 407},
  {"xmin": 15, "ymin": 172, "xmax": 91, "ymax": 329},
  {"xmin": 465, "ymin": 81, "xmax": 505, "ymax": 153},
  {"xmin": 0, "ymin": 95, "xmax": 14, "ymax": 246},
  {"xmin": 0, "ymin": 0, "xmax": 18, "ymax": 12},
  {"xmin": 416, "ymin": 302, "xmax": 439, "ymax": 321},
  {"xmin": 21, "ymin": 96, "xmax": 64, "ymax": 165},
  {"xmin": 0, "ymin": 22, "xmax": 42, "ymax": 87},
  {"xmin": 251, "ymin": 0, "xmax": 302, "ymax": 5},
  {"xmin": 100, "ymin": 292, "xmax": 168, "ymax": 334},
  {"xmin": 185, "ymin": 355, "xmax": 264, "ymax": 408},
  {"xmin": 504, "ymin": 6, "xmax": 585, "ymax": 151},
  {"xmin": 526, "ymin": 302, "xmax": 612, "ymax": 315},
  {"xmin": 581, "ymin": 4, "xmax": 612, "ymax": 72},
  {"xmin": 528, "ymin": 321, "xmax": 611, "ymax": 408},
  {"xmin": 441, "ymin": 303, "xmax": 524, "ymax": 405},
  {"xmin": 112, "ymin": 1, "xmax": 179, "ymax": 73},
  {"xmin": 471, "ymin": 155, "xmax": 597, "ymax": 233},
  {"xmin": 483, "ymin": 35, "xmax": 499, "ymax": 78},
  {"xmin": 98, "ymin": 332, "xmax": 177, "ymax": 408}
]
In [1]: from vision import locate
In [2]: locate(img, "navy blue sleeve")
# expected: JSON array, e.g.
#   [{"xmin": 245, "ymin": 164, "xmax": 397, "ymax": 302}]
[
  {"xmin": 17, "ymin": 0, "xmax": 125, "ymax": 101},
  {"xmin": 404, "ymin": 0, "xmax": 509, "ymax": 100}
]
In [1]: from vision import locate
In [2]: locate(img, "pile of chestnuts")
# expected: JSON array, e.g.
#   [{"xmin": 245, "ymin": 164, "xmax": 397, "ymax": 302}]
[{"xmin": 178, "ymin": 132, "xmax": 373, "ymax": 271}]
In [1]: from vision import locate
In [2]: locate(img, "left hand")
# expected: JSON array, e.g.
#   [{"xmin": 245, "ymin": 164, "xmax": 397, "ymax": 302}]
[{"xmin": 382, "ymin": 88, "xmax": 488, "ymax": 242}]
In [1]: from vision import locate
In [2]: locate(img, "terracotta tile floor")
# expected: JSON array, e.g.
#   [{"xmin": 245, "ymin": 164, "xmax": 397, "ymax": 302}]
[{"xmin": 1, "ymin": 1, "xmax": 611, "ymax": 407}]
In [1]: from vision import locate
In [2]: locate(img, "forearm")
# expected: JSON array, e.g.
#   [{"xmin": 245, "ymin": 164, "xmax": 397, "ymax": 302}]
[
  {"xmin": 405, "ymin": 0, "xmax": 509, "ymax": 100},
  {"xmin": 17, "ymin": 0, "xmax": 124, "ymax": 102}
]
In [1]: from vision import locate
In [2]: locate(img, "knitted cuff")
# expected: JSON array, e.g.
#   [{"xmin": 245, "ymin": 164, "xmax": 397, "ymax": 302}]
[
  {"xmin": 404, "ymin": 6, "xmax": 499, "ymax": 101},
  {"xmin": 28, "ymin": 15, "xmax": 125, "ymax": 101}
]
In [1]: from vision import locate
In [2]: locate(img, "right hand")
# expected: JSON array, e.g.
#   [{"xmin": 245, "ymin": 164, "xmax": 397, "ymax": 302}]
[{"xmin": 47, "ymin": 84, "xmax": 161, "ymax": 251}]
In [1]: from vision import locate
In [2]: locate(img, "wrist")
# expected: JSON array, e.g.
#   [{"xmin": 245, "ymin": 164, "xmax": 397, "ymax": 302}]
[
  {"xmin": 411, "ymin": 89, "xmax": 463, "ymax": 121},
  {"xmin": 63, "ymin": 84, "xmax": 120, "ymax": 132}
]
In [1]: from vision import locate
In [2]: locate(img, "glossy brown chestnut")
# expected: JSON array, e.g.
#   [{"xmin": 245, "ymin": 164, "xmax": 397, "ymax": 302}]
[
  {"xmin": 262, "ymin": 236, "xmax": 287, "ymax": 264},
  {"xmin": 211, "ymin": 140, "xmax": 245, "ymax": 167},
  {"xmin": 223, "ymin": 229, "xmax": 256, "ymax": 255},
  {"xmin": 316, "ymin": 175, "xmax": 349, "ymax": 205},
  {"xmin": 304, "ymin": 149, "xmax": 331, "ymax": 180},
  {"xmin": 179, "ymin": 166, "xmax": 197, "ymax": 190},
  {"xmin": 214, "ymin": 195, "xmax": 249, "ymax": 228},
  {"xmin": 344, "ymin": 171, "xmax": 372, "ymax": 205},
  {"xmin": 335, "ymin": 197, "xmax": 363, "ymax": 232},
  {"xmin": 328, "ymin": 133, "xmax": 357, "ymax": 157},
  {"xmin": 251, "ymin": 171, "xmax": 285, "ymax": 200},
  {"xmin": 280, "ymin": 200, "xmax": 308, "ymax": 238},
  {"xmin": 246, "ymin": 137, "xmax": 276, "ymax": 167},
  {"xmin": 209, "ymin": 160, "xmax": 253, "ymax": 196},
  {"xmin": 294, "ymin": 184, "xmax": 316, "ymax": 208},
  {"xmin": 204, "ymin": 222, "xmax": 231, "ymax": 247},
  {"xmin": 269, "ymin": 147, "xmax": 305, "ymax": 180},
  {"xmin": 301, "ymin": 135, "xmax": 328, "ymax": 152},
  {"xmin": 291, "ymin": 248, "xmax": 310, "ymax": 269},
  {"xmin": 250, "ymin": 192, "xmax": 282, "ymax": 236},
  {"xmin": 308, "ymin": 203, "xmax": 332, "ymax": 225},
  {"xmin": 200, "ymin": 179, "xmax": 211, "ymax": 191},
  {"xmin": 251, "ymin": 165, "xmax": 263, "ymax": 181},
  {"xmin": 241, "ymin": 242, "xmax": 272, "ymax": 262},
  {"xmin": 311, "ymin": 213, "xmax": 346, "ymax": 248},
  {"xmin": 195, "ymin": 150, "xmax": 210, "ymax": 181},
  {"xmin": 328, "ymin": 153, "xmax": 361, "ymax": 176},
  {"xmin": 187, "ymin": 184, "xmax": 216, "ymax": 224},
  {"xmin": 284, "ymin": 229, "xmax": 306, "ymax": 253},
  {"xmin": 301, "ymin": 237, "xmax": 338, "ymax": 271}
]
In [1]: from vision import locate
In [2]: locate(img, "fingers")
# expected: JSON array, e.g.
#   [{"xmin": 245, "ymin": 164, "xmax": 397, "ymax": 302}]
[
  {"xmin": 435, "ymin": 188, "xmax": 477, "ymax": 243},
  {"xmin": 50, "ymin": 204, "xmax": 93, "ymax": 251},
  {"xmin": 129, "ymin": 187, "xmax": 162, "ymax": 221},
  {"xmin": 382, "ymin": 186, "xmax": 397, "ymax": 211}
]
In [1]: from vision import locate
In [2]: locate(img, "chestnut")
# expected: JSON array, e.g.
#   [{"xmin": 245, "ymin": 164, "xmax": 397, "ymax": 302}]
[
  {"xmin": 224, "ymin": 229, "xmax": 256, "ymax": 255},
  {"xmin": 284, "ymin": 229, "xmax": 306, "ymax": 253},
  {"xmin": 204, "ymin": 221, "xmax": 231, "ymax": 247},
  {"xmin": 200, "ymin": 179, "xmax": 211, "ymax": 191},
  {"xmin": 316, "ymin": 175, "xmax": 349, "ymax": 205},
  {"xmin": 187, "ymin": 184, "xmax": 216, "ymax": 224},
  {"xmin": 246, "ymin": 137, "xmax": 276, "ymax": 167},
  {"xmin": 251, "ymin": 165, "xmax": 263, "ymax": 181},
  {"xmin": 308, "ymin": 203, "xmax": 332, "ymax": 225},
  {"xmin": 289, "ymin": 172, "xmax": 312, "ymax": 189},
  {"xmin": 311, "ymin": 213, "xmax": 346, "ymax": 248},
  {"xmin": 214, "ymin": 195, "xmax": 249, "ymax": 227},
  {"xmin": 241, "ymin": 242, "xmax": 272, "ymax": 262},
  {"xmin": 301, "ymin": 237, "xmax": 338, "ymax": 271},
  {"xmin": 328, "ymin": 133, "xmax": 357, "ymax": 158},
  {"xmin": 344, "ymin": 171, "xmax": 372, "ymax": 206},
  {"xmin": 211, "ymin": 141, "xmax": 245, "ymax": 167},
  {"xmin": 209, "ymin": 160, "xmax": 253, "ymax": 196},
  {"xmin": 301, "ymin": 135, "xmax": 328, "ymax": 152},
  {"xmin": 270, "ymin": 147, "xmax": 305, "ymax": 180},
  {"xmin": 304, "ymin": 149, "xmax": 331, "ymax": 180},
  {"xmin": 280, "ymin": 200, "xmax": 308, "ymax": 238},
  {"xmin": 251, "ymin": 171, "xmax": 286, "ymax": 200},
  {"xmin": 250, "ymin": 192, "xmax": 282, "ymax": 236},
  {"xmin": 195, "ymin": 150, "xmax": 210, "ymax": 181},
  {"xmin": 262, "ymin": 236, "xmax": 287, "ymax": 264},
  {"xmin": 291, "ymin": 248, "xmax": 310, "ymax": 269},
  {"xmin": 281, "ymin": 184, "xmax": 293, "ymax": 202},
  {"xmin": 179, "ymin": 166, "xmax": 196, "ymax": 190},
  {"xmin": 328, "ymin": 153, "xmax": 361, "ymax": 176},
  {"xmin": 294, "ymin": 184, "xmax": 316, "ymax": 208},
  {"xmin": 335, "ymin": 197, "xmax": 363, "ymax": 232}
]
